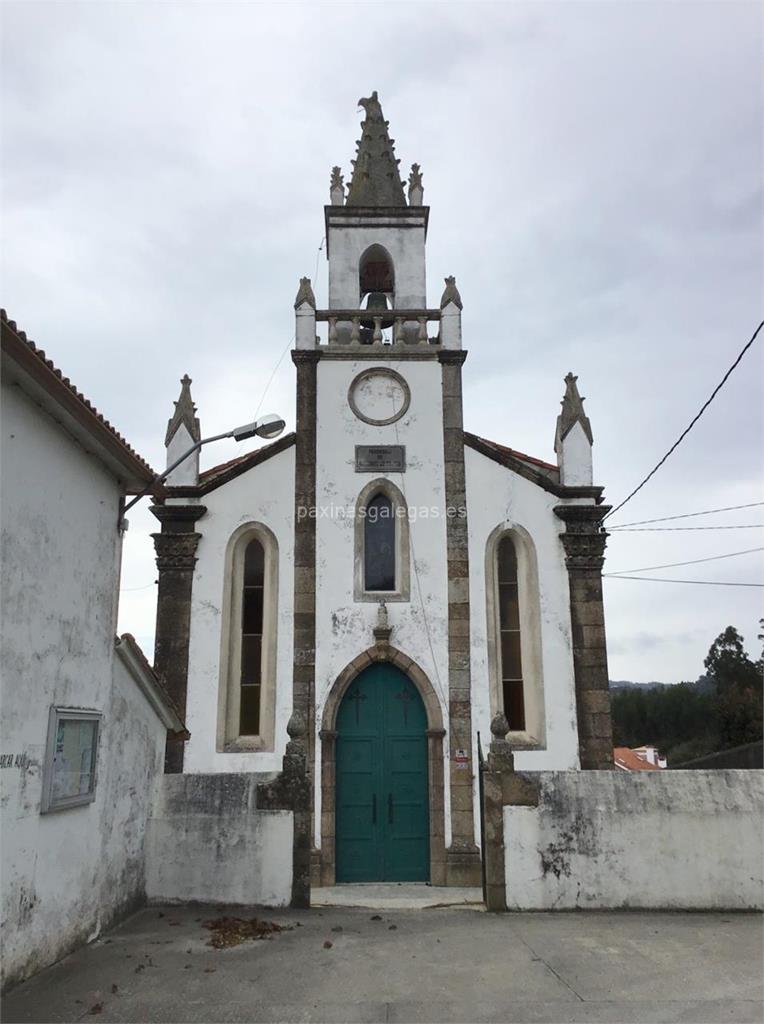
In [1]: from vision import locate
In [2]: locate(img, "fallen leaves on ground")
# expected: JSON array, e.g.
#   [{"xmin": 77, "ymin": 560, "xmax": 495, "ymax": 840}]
[{"xmin": 202, "ymin": 916, "xmax": 292, "ymax": 949}]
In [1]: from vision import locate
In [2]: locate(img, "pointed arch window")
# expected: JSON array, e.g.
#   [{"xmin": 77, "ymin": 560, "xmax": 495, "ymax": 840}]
[
  {"xmin": 218, "ymin": 523, "xmax": 279, "ymax": 752},
  {"xmin": 240, "ymin": 539, "xmax": 265, "ymax": 735},
  {"xmin": 497, "ymin": 536, "xmax": 525, "ymax": 731},
  {"xmin": 354, "ymin": 480, "xmax": 410, "ymax": 602},
  {"xmin": 364, "ymin": 494, "xmax": 395, "ymax": 591},
  {"xmin": 486, "ymin": 526, "xmax": 546, "ymax": 747}
]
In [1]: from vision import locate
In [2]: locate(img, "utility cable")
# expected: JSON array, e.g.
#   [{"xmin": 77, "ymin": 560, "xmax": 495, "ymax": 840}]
[
  {"xmin": 608, "ymin": 501, "xmax": 764, "ymax": 529},
  {"xmin": 389, "ymin": 372, "xmax": 449, "ymax": 710},
  {"xmin": 603, "ymin": 576, "xmax": 764, "ymax": 587},
  {"xmin": 253, "ymin": 236, "xmax": 325, "ymax": 419},
  {"xmin": 610, "ymin": 525, "xmax": 763, "ymax": 532},
  {"xmin": 604, "ymin": 320, "xmax": 763, "ymax": 520},
  {"xmin": 605, "ymin": 546, "xmax": 763, "ymax": 576}
]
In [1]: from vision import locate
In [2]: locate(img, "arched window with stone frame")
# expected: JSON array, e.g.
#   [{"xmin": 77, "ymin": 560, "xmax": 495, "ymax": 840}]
[
  {"xmin": 217, "ymin": 522, "xmax": 279, "ymax": 751},
  {"xmin": 485, "ymin": 524, "xmax": 546, "ymax": 747},
  {"xmin": 354, "ymin": 479, "xmax": 410, "ymax": 602}
]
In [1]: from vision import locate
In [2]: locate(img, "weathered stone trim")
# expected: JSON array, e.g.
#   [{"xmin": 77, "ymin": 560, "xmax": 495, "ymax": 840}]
[
  {"xmin": 480, "ymin": 715, "xmax": 541, "ymax": 911},
  {"xmin": 317, "ymin": 645, "xmax": 447, "ymax": 887},
  {"xmin": 289, "ymin": 349, "xmax": 319, "ymax": 907},
  {"xmin": 554, "ymin": 503, "xmax": 614, "ymax": 770},
  {"xmin": 439, "ymin": 354, "xmax": 481, "ymax": 886},
  {"xmin": 150, "ymin": 503, "xmax": 207, "ymax": 773},
  {"xmin": 353, "ymin": 477, "xmax": 411, "ymax": 602},
  {"xmin": 165, "ymin": 433, "xmax": 296, "ymax": 498},
  {"xmin": 256, "ymin": 713, "xmax": 312, "ymax": 908},
  {"xmin": 465, "ymin": 432, "xmax": 604, "ymax": 500}
]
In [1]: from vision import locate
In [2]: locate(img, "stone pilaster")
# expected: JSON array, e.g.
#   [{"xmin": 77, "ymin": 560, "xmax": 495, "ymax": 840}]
[
  {"xmin": 151, "ymin": 503, "xmax": 206, "ymax": 773},
  {"xmin": 554, "ymin": 503, "xmax": 614, "ymax": 770},
  {"xmin": 439, "ymin": 350, "xmax": 481, "ymax": 886},
  {"xmin": 290, "ymin": 349, "xmax": 319, "ymax": 905},
  {"xmin": 257, "ymin": 712, "xmax": 312, "ymax": 908}
]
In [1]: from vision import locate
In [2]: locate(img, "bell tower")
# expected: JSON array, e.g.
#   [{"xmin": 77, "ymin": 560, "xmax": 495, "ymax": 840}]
[
  {"xmin": 324, "ymin": 90, "xmax": 427, "ymax": 314},
  {"xmin": 291, "ymin": 92, "xmax": 480, "ymax": 890}
]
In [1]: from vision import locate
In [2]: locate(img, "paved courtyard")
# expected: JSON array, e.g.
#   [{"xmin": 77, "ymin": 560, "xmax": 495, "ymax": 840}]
[{"xmin": 3, "ymin": 903, "xmax": 762, "ymax": 1023}]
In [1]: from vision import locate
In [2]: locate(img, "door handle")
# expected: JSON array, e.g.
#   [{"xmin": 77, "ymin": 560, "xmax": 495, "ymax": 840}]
[
  {"xmin": 388, "ymin": 793, "xmax": 393, "ymax": 824},
  {"xmin": 372, "ymin": 793, "xmax": 377, "ymax": 824}
]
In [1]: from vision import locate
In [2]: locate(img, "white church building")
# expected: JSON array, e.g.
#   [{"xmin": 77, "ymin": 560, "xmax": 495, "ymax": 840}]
[{"xmin": 151, "ymin": 92, "xmax": 614, "ymax": 903}]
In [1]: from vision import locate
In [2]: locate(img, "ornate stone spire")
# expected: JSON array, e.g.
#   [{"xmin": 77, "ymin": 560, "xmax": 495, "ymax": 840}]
[
  {"xmin": 294, "ymin": 277, "xmax": 316, "ymax": 310},
  {"xmin": 408, "ymin": 163, "xmax": 423, "ymax": 206},
  {"xmin": 346, "ymin": 91, "xmax": 406, "ymax": 207},
  {"xmin": 165, "ymin": 375, "xmax": 200, "ymax": 447},
  {"xmin": 440, "ymin": 275, "xmax": 463, "ymax": 310},
  {"xmin": 556, "ymin": 372, "xmax": 593, "ymax": 445},
  {"xmin": 330, "ymin": 166, "xmax": 345, "ymax": 206}
]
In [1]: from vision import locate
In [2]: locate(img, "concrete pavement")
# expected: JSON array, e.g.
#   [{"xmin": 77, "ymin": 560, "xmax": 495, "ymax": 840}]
[{"xmin": 2, "ymin": 904, "xmax": 762, "ymax": 1023}]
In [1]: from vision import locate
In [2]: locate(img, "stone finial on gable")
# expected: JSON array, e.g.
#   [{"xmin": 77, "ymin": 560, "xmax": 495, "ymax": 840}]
[
  {"xmin": 555, "ymin": 372, "xmax": 594, "ymax": 486},
  {"xmin": 294, "ymin": 277, "xmax": 316, "ymax": 310},
  {"xmin": 295, "ymin": 277, "xmax": 317, "ymax": 350},
  {"xmin": 556, "ymin": 372, "xmax": 593, "ymax": 446},
  {"xmin": 408, "ymin": 163, "xmax": 424, "ymax": 206},
  {"xmin": 440, "ymin": 275, "xmax": 463, "ymax": 311},
  {"xmin": 330, "ymin": 166, "xmax": 345, "ymax": 206},
  {"xmin": 165, "ymin": 374, "xmax": 201, "ymax": 447}
]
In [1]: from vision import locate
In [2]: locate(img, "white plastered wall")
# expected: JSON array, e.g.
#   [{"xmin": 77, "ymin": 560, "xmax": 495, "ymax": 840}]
[
  {"xmin": 182, "ymin": 446, "xmax": 295, "ymax": 774},
  {"xmin": 465, "ymin": 445, "xmax": 580, "ymax": 788},
  {"xmin": 0, "ymin": 384, "xmax": 168, "ymax": 989},
  {"xmin": 313, "ymin": 357, "xmax": 452, "ymax": 847},
  {"xmin": 328, "ymin": 224, "xmax": 427, "ymax": 309},
  {"xmin": 505, "ymin": 770, "xmax": 764, "ymax": 910}
]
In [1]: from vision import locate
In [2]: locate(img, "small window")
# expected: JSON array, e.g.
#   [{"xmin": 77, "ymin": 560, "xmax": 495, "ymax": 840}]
[
  {"xmin": 41, "ymin": 708, "xmax": 101, "ymax": 813},
  {"xmin": 497, "ymin": 536, "xmax": 525, "ymax": 730},
  {"xmin": 240, "ymin": 538, "xmax": 265, "ymax": 736},
  {"xmin": 364, "ymin": 493, "xmax": 395, "ymax": 591}
]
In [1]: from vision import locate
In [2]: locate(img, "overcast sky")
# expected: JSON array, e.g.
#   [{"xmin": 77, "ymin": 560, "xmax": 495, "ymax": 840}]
[{"xmin": 3, "ymin": 1, "xmax": 762, "ymax": 682}]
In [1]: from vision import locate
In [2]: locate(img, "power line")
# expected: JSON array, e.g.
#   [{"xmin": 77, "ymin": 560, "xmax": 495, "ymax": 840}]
[
  {"xmin": 611, "ymin": 525, "xmax": 764, "ymax": 532},
  {"xmin": 603, "ymin": 576, "xmax": 764, "ymax": 588},
  {"xmin": 254, "ymin": 236, "xmax": 325, "ymax": 420},
  {"xmin": 605, "ymin": 546, "xmax": 763, "ymax": 576},
  {"xmin": 608, "ymin": 501, "xmax": 764, "ymax": 529},
  {"xmin": 604, "ymin": 320, "xmax": 763, "ymax": 520}
]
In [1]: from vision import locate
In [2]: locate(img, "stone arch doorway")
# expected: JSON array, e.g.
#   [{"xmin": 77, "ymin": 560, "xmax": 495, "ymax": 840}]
[{"xmin": 318, "ymin": 646, "xmax": 446, "ymax": 886}]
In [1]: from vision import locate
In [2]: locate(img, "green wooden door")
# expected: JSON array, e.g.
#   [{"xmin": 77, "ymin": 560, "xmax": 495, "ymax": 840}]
[{"xmin": 335, "ymin": 663, "xmax": 429, "ymax": 882}]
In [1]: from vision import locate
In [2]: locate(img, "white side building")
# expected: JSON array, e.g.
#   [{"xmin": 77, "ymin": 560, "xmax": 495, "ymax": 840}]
[{"xmin": 0, "ymin": 311, "xmax": 184, "ymax": 990}]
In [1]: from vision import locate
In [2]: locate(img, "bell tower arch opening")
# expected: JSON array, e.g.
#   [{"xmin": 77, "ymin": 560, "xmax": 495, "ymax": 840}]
[{"xmin": 359, "ymin": 244, "xmax": 395, "ymax": 308}]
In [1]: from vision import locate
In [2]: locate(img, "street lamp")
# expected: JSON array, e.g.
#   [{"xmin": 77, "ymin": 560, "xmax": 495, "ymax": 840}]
[{"xmin": 121, "ymin": 413, "xmax": 286, "ymax": 521}]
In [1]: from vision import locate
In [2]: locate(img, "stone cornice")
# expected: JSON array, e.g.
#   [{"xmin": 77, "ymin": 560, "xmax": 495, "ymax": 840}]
[
  {"xmin": 438, "ymin": 350, "xmax": 468, "ymax": 366},
  {"xmin": 150, "ymin": 504, "xmax": 207, "ymax": 528},
  {"xmin": 291, "ymin": 350, "xmax": 322, "ymax": 367}
]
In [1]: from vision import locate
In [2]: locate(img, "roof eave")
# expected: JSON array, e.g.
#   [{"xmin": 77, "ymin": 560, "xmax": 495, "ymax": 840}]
[{"xmin": 1, "ymin": 325, "xmax": 156, "ymax": 492}]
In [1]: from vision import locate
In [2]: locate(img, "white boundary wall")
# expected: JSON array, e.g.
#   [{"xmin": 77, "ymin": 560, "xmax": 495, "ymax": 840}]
[
  {"xmin": 505, "ymin": 770, "xmax": 764, "ymax": 910},
  {"xmin": 146, "ymin": 774, "xmax": 292, "ymax": 907}
]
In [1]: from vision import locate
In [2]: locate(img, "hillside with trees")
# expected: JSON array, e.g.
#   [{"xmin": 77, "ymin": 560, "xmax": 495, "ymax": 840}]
[{"xmin": 611, "ymin": 623, "xmax": 763, "ymax": 765}]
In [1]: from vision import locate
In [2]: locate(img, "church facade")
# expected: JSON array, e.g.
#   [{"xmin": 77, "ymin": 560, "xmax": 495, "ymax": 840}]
[{"xmin": 151, "ymin": 93, "xmax": 613, "ymax": 897}]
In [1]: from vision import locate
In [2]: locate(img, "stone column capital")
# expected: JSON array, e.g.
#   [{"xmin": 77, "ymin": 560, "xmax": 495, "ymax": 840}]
[
  {"xmin": 554, "ymin": 503, "xmax": 611, "ymax": 572},
  {"xmin": 152, "ymin": 531, "xmax": 202, "ymax": 571}
]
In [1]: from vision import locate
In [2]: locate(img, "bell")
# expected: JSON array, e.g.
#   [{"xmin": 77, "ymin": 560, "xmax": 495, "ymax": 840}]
[{"xmin": 361, "ymin": 291, "xmax": 393, "ymax": 333}]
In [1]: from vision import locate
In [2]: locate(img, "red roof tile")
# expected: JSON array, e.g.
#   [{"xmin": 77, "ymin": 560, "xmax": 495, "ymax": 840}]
[{"xmin": 613, "ymin": 747, "xmax": 663, "ymax": 771}]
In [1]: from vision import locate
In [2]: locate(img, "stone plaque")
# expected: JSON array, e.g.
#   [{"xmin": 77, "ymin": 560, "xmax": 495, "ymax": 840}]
[{"xmin": 355, "ymin": 445, "xmax": 406, "ymax": 473}]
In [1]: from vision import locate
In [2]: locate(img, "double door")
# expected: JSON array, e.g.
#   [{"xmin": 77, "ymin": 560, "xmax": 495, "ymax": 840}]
[{"xmin": 335, "ymin": 663, "xmax": 429, "ymax": 882}]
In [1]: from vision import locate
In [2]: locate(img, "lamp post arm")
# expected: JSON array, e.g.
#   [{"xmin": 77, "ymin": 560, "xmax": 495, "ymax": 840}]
[{"xmin": 122, "ymin": 429, "xmax": 234, "ymax": 518}]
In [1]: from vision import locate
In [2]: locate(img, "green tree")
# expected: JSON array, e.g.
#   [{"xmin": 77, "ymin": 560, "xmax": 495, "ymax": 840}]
[{"xmin": 704, "ymin": 626, "xmax": 763, "ymax": 748}]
